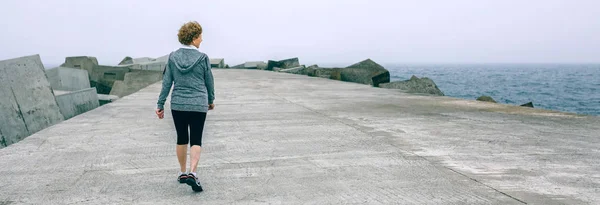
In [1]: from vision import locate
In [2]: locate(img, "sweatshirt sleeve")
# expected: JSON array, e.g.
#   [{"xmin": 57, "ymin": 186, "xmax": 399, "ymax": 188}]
[
  {"xmin": 157, "ymin": 61, "xmax": 173, "ymax": 110},
  {"xmin": 204, "ymin": 57, "xmax": 215, "ymax": 104}
]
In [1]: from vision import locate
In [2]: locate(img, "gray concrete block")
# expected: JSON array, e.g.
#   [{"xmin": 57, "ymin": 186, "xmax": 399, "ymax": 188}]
[
  {"xmin": 120, "ymin": 54, "xmax": 169, "ymax": 71},
  {"xmin": 279, "ymin": 65, "xmax": 307, "ymax": 74},
  {"xmin": 60, "ymin": 56, "xmax": 98, "ymax": 76},
  {"xmin": 46, "ymin": 67, "xmax": 90, "ymax": 91},
  {"xmin": 155, "ymin": 54, "xmax": 170, "ymax": 62},
  {"xmin": 89, "ymin": 65, "xmax": 131, "ymax": 94},
  {"xmin": 210, "ymin": 58, "xmax": 225, "ymax": 68},
  {"xmin": 342, "ymin": 59, "xmax": 390, "ymax": 87},
  {"xmin": 0, "ymin": 68, "xmax": 28, "ymax": 148},
  {"xmin": 267, "ymin": 57, "xmax": 300, "ymax": 70},
  {"xmin": 244, "ymin": 61, "xmax": 267, "ymax": 69},
  {"xmin": 126, "ymin": 61, "xmax": 166, "ymax": 72},
  {"xmin": 119, "ymin": 56, "xmax": 155, "ymax": 65},
  {"xmin": 109, "ymin": 71, "xmax": 163, "ymax": 97},
  {"xmin": 379, "ymin": 75, "xmax": 445, "ymax": 96},
  {"xmin": 54, "ymin": 88, "xmax": 99, "ymax": 120},
  {"xmin": 0, "ymin": 55, "xmax": 64, "ymax": 148},
  {"xmin": 118, "ymin": 56, "xmax": 134, "ymax": 65}
]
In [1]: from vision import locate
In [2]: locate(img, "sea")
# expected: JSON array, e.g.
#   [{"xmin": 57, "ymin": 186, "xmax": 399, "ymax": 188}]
[
  {"xmin": 383, "ymin": 63, "xmax": 600, "ymax": 116},
  {"xmin": 44, "ymin": 63, "xmax": 600, "ymax": 116}
]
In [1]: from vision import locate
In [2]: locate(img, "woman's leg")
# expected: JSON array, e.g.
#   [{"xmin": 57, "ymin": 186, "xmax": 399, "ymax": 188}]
[
  {"xmin": 188, "ymin": 112, "xmax": 207, "ymax": 173},
  {"xmin": 171, "ymin": 110, "xmax": 190, "ymax": 173}
]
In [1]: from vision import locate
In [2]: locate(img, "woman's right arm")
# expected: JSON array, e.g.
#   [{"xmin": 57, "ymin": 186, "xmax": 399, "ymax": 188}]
[{"xmin": 157, "ymin": 62, "xmax": 173, "ymax": 110}]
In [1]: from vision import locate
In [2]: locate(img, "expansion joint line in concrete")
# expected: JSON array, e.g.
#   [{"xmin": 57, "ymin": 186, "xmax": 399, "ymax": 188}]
[
  {"xmin": 270, "ymin": 91, "xmax": 528, "ymax": 204},
  {"xmin": 446, "ymin": 167, "xmax": 528, "ymax": 204}
]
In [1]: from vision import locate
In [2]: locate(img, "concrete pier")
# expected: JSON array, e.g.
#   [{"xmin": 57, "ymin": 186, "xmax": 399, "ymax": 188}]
[{"xmin": 0, "ymin": 69, "xmax": 598, "ymax": 204}]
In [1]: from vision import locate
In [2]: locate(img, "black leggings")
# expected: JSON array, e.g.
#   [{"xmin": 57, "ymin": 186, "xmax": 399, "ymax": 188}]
[{"xmin": 171, "ymin": 110, "xmax": 207, "ymax": 147}]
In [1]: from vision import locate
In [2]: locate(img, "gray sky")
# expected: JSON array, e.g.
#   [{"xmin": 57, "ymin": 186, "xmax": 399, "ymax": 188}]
[{"xmin": 1, "ymin": 0, "xmax": 599, "ymax": 65}]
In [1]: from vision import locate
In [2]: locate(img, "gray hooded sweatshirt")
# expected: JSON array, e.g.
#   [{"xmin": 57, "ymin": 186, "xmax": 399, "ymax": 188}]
[{"xmin": 157, "ymin": 48, "xmax": 215, "ymax": 112}]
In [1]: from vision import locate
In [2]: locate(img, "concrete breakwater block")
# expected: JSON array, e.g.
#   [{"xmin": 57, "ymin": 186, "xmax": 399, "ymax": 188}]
[
  {"xmin": 210, "ymin": 58, "xmax": 225, "ymax": 68},
  {"xmin": 379, "ymin": 75, "xmax": 445, "ymax": 96},
  {"xmin": 118, "ymin": 55, "xmax": 169, "ymax": 72},
  {"xmin": 231, "ymin": 61, "xmax": 267, "ymax": 69},
  {"xmin": 303, "ymin": 59, "xmax": 390, "ymax": 87},
  {"xmin": 279, "ymin": 65, "xmax": 307, "ymax": 74},
  {"xmin": 54, "ymin": 88, "xmax": 99, "ymax": 120},
  {"xmin": 60, "ymin": 56, "xmax": 98, "ymax": 77},
  {"xmin": 267, "ymin": 57, "xmax": 300, "ymax": 71},
  {"xmin": 109, "ymin": 71, "xmax": 163, "ymax": 97},
  {"xmin": 118, "ymin": 56, "xmax": 154, "ymax": 65},
  {"xmin": 59, "ymin": 55, "xmax": 167, "ymax": 96},
  {"xmin": 341, "ymin": 59, "xmax": 390, "ymax": 87},
  {"xmin": 124, "ymin": 61, "xmax": 166, "ymax": 72},
  {"xmin": 88, "ymin": 65, "xmax": 131, "ymax": 94},
  {"xmin": 0, "ymin": 55, "xmax": 64, "ymax": 148},
  {"xmin": 45, "ymin": 67, "xmax": 90, "ymax": 91}
]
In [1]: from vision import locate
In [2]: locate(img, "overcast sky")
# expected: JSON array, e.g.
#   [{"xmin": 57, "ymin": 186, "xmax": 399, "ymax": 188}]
[{"xmin": 1, "ymin": 0, "xmax": 599, "ymax": 65}]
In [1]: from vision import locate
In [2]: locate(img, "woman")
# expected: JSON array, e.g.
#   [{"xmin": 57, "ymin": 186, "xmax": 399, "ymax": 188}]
[{"xmin": 155, "ymin": 21, "xmax": 215, "ymax": 192}]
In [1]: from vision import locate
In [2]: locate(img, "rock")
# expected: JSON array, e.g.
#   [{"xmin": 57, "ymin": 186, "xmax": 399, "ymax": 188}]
[
  {"xmin": 476, "ymin": 95, "xmax": 497, "ymax": 103},
  {"xmin": 279, "ymin": 65, "xmax": 306, "ymax": 74},
  {"xmin": 521, "ymin": 102, "xmax": 534, "ymax": 108},
  {"xmin": 379, "ymin": 75, "xmax": 445, "ymax": 96},
  {"xmin": 267, "ymin": 57, "xmax": 300, "ymax": 70},
  {"xmin": 210, "ymin": 58, "xmax": 225, "ymax": 68},
  {"xmin": 339, "ymin": 59, "xmax": 390, "ymax": 87}
]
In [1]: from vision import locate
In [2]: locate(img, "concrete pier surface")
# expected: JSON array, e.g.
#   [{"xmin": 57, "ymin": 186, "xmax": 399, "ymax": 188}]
[{"xmin": 1, "ymin": 69, "xmax": 599, "ymax": 204}]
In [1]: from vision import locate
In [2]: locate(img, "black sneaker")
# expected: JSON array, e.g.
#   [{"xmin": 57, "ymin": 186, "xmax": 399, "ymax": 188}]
[
  {"xmin": 177, "ymin": 174, "xmax": 188, "ymax": 183},
  {"xmin": 185, "ymin": 174, "xmax": 203, "ymax": 192}
]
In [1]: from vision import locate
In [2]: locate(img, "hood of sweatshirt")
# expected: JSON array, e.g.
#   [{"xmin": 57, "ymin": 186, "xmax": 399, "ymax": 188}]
[{"xmin": 169, "ymin": 48, "xmax": 207, "ymax": 74}]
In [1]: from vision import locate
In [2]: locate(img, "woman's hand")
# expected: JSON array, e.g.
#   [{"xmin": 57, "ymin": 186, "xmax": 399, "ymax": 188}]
[
  {"xmin": 155, "ymin": 109, "xmax": 164, "ymax": 119},
  {"xmin": 208, "ymin": 104, "xmax": 215, "ymax": 110}
]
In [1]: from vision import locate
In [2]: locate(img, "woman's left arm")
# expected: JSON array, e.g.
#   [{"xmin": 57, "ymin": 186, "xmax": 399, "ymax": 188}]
[{"xmin": 204, "ymin": 57, "xmax": 215, "ymax": 106}]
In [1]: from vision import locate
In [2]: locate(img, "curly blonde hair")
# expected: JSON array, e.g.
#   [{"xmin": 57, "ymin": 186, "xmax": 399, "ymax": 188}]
[{"xmin": 178, "ymin": 21, "xmax": 203, "ymax": 45}]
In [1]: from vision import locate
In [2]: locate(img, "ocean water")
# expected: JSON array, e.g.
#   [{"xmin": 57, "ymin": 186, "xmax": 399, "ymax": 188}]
[{"xmin": 383, "ymin": 64, "xmax": 600, "ymax": 116}]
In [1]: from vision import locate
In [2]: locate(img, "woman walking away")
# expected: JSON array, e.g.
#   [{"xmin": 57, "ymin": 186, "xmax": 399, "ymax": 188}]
[{"xmin": 155, "ymin": 21, "xmax": 215, "ymax": 192}]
